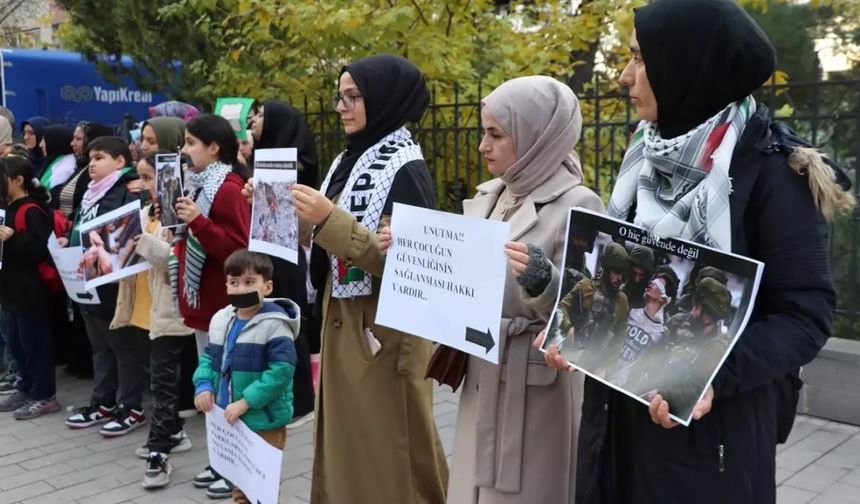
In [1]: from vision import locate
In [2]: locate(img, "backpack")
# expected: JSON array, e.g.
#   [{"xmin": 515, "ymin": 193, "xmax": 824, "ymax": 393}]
[{"xmin": 14, "ymin": 202, "xmax": 70, "ymax": 292}]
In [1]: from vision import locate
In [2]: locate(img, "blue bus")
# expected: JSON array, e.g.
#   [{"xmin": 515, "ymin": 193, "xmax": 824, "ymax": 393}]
[{"xmin": 0, "ymin": 48, "xmax": 170, "ymax": 127}]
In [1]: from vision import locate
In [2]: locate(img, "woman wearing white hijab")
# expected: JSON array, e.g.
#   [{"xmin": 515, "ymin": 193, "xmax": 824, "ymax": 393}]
[{"xmin": 447, "ymin": 76, "xmax": 603, "ymax": 503}]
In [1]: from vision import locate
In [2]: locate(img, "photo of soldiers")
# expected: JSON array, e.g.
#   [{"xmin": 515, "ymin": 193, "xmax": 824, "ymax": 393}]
[
  {"xmin": 542, "ymin": 208, "xmax": 764, "ymax": 425},
  {"xmin": 604, "ymin": 271, "xmax": 678, "ymax": 388},
  {"xmin": 636, "ymin": 277, "xmax": 732, "ymax": 420},
  {"xmin": 546, "ymin": 240, "xmax": 630, "ymax": 363},
  {"xmin": 624, "ymin": 245, "xmax": 655, "ymax": 310},
  {"xmin": 562, "ymin": 219, "xmax": 599, "ymax": 287}
]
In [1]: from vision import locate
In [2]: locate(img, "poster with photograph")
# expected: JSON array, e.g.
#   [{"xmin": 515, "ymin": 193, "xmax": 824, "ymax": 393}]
[
  {"xmin": 214, "ymin": 97, "xmax": 254, "ymax": 140},
  {"xmin": 155, "ymin": 153, "xmax": 183, "ymax": 228},
  {"xmin": 249, "ymin": 148, "xmax": 299, "ymax": 264},
  {"xmin": 48, "ymin": 236, "xmax": 101, "ymax": 305},
  {"xmin": 0, "ymin": 209, "xmax": 5, "ymax": 269},
  {"xmin": 78, "ymin": 201, "xmax": 151, "ymax": 290},
  {"xmin": 541, "ymin": 208, "xmax": 764, "ymax": 425}
]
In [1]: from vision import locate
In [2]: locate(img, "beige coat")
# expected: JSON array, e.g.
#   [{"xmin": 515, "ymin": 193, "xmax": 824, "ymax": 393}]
[
  {"xmin": 309, "ymin": 204, "xmax": 448, "ymax": 504},
  {"xmin": 448, "ymin": 170, "xmax": 604, "ymax": 504},
  {"xmin": 111, "ymin": 207, "xmax": 193, "ymax": 339}
]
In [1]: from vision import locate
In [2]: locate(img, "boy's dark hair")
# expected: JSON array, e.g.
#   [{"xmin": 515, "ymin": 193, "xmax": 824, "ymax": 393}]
[
  {"xmin": 87, "ymin": 136, "xmax": 132, "ymax": 167},
  {"xmin": 224, "ymin": 249, "xmax": 273, "ymax": 281}
]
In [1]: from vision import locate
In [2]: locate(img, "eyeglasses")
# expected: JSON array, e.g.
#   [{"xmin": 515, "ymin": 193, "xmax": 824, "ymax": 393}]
[{"xmin": 331, "ymin": 92, "xmax": 363, "ymax": 112}]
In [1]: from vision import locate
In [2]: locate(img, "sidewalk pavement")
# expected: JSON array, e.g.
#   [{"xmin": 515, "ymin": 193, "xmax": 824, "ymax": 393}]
[{"xmin": 0, "ymin": 371, "xmax": 856, "ymax": 503}]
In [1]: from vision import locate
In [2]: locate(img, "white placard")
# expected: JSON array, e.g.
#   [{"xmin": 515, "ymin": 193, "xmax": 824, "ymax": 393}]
[
  {"xmin": 249, "ymin": 148, "xmax": 299, "ymax": 264},
  {"xmin": 206, "ymin": 405, "xmax": 284, "ymax": 504},
  {"xmin": 48, "ymin": 236, "xmax": 101, "ymax": 304},
  {"xmin": 77, "ymin": 201, "xmax": 151, "ymax": 290},
  {"xmin": 376, "ymin": 203, "xmax": 510, "ymax": 363}
]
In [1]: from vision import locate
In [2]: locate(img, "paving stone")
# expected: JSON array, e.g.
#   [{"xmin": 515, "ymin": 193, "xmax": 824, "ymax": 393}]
[
  {"xmin": 778, "ymin": 485, "xmax": 819, "ymax": 504},
  {"xmin": 3, "ymin": 370, "xmax": 860, "ymax": 503},
  {"xmin": 784, "ymin": 463, "xmax": 849, "ymax": 493}
]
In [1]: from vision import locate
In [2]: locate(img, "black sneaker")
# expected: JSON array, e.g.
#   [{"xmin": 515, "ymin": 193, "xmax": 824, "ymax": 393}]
[
  {"xmin": 100, "ymin": 405, "xmax": 147, "ymax": 438},
  {"xmin": 205, "ymin": 478, "xmax": 234, "ymax": 499},
  {"xmin": 142, "ymin": 452, "xmax": 172, "ymax": 489},
  {"xmin": 65, "ymin": 405, "xmax": 116, "ymax": 428},
  {"xmin": 193, "ymin": 466, "xmax": 220, "ymax": 488}
]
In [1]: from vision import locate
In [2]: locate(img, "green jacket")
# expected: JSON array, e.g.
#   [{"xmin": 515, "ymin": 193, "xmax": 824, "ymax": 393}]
[{"xmin": 193, "ymin": 298, "xmax": 300, "ymax": 431}]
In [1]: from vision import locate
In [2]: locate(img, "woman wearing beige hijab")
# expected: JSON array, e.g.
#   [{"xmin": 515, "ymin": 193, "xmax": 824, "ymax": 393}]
[{"xmin": 446, "ymin": 76, "xmax": 604, "ymax": 503}]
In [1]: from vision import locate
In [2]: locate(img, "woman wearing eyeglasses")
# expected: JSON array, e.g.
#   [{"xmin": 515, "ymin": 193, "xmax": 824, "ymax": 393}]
[{"xmin": 296, "ymin": 53, "xmax": 447, "ymax": 504}]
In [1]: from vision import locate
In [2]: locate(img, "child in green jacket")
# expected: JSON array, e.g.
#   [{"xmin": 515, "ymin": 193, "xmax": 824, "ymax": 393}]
[{"xmin": 193, "ymin": 250, "xmax": 299, "ymax": 503}]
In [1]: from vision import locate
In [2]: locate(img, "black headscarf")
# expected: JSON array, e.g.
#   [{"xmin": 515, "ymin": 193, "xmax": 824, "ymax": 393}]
[
  {"xmin": 324, "ymin": 54, "xmax": 429, "ymax": 198},
  {"xmin": 634, "ymin": 0, "xmax": 776, "ymax": 138},
  {"xmin": 43, "ymin": 125, "xmax": 74, "ymax": 164},
  {"xmin": 22, "ymin": 117, "xmax": 50, "ymax": 176},
  {"xmin": 255, "ymin": 100, "xmax": 319, "ymax": 187}
]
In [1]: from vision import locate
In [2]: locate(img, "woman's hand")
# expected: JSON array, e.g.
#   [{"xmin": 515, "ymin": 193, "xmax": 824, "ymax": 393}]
[
  {"xmin": 292, "ymin": 184, "xmax": 334, "ymax": 226},
  {"xmin": 378, "ymin": 227, "xmax": 392, "ymax": 255},
  {"xmin": 0, "ymin": 225, "xmax": 14, "ymax": 242},
  {"xmin": 241, "ymin": 177, "xmax": 254, "ymax": 206},
  {"xmin": 175, "ymin": 196, "xmax": 202, "ymax": 224},
  {"xmin": 534, "ymin": 330, "xmax": 575, "ymax": 373},
  {"xmin": 504, "ymin": 241, "xmax": 529, "ymax": 277},
  {"xmin": 648, "ymin": 385, "xmax": 714, "ymax": 429}
]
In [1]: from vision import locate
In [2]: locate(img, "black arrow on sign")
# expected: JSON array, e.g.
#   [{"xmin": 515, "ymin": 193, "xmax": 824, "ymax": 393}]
[
  {"xmin": 465, "ymin": 327, "xmax": 495, "ymax": 353},
  {"xmin": 76, "ymin": 292, "xmax": 94, "ymax": 301}
]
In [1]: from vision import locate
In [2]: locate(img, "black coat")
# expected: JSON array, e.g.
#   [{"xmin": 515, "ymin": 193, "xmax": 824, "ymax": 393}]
[
  {"xmin": 71, "ymin": 169, "xmax": 141, "ymax": 320},
  {"xmin": 576, "ymin": 105, "xmax": 842, "ymax": 504},
  {"xmin": 0, "ymin": 196, "xmax": 55, "ymax": 314}
]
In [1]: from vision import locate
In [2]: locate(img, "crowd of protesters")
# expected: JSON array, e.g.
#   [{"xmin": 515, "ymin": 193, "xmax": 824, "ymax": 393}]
[{"xmin": 0, "ymin": 1, "xmax": 856, "ymax": 503}]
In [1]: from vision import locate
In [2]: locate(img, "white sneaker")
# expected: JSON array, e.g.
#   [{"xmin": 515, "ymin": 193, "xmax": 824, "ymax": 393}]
[
  {"xmin": 142, "ymin": 453, "xmax": 172, "ymax": 489},
  {"xmin": 135, "ymin": 430, "xmax": 193, "ymax": 458},
  {"xmin": 286, "ymin": 412, "xmax": 314, "ymax": 430},
  {"xmin": 178, "ymin": 408, "xmax": 198, "ymax": 419}
]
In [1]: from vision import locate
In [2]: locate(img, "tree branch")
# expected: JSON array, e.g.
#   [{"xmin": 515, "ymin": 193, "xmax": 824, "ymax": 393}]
[{"xmin": 410, "ymin": 0, "xmax": 430, "ymax": 26}]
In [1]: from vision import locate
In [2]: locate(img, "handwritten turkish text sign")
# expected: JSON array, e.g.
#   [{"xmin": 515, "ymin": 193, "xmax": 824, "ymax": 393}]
[{"xmin": 206, "ymin": 405, "xmax": 283, "ymax": 504}]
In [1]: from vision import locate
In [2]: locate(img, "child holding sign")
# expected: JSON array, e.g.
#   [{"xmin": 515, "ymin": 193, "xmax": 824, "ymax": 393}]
[{"xmin": 193, "ymin": 250, "xmax": 298, "ymax": 504}]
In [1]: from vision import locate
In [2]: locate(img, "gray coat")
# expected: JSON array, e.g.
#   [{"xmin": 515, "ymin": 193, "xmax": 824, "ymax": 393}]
[{"xmin": 448, "ymin": 169, "xmax": 604, "ymax": 504}]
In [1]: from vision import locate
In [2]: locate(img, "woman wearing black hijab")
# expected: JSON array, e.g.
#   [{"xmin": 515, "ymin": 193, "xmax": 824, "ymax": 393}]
[
  {"xmin": 542, "ymin": 1, "xmax": 855, "ymax": 503},
  {"xmin": 252, "ymin": 99, "xmax": 319, "ymax": 187},
  {"xmin": 21, "ymin": 117, "xmax": 50, "ymax": 177},
  {"xmin": 248, "ymin": 99, "xmax": 319, "ymax": 427},
  {"xmin": 290, "ymin": 54, "xmax": 447, "ymax": 503}
]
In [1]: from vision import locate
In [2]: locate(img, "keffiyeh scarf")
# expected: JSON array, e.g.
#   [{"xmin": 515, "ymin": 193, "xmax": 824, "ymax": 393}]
[
  {"xmin": 318, "ymin": 127, "xmax": 422, "ymax": 298},
  {"xmin": 169, "ymin": 162, "xmax": 232, "ymax": 309},
  {"xmin": 608, "ymin": 96, "xmax": 757, "ymax": 251}
]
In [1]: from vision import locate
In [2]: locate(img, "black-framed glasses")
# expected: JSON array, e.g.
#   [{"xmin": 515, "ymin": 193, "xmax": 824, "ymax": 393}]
[{"xmin": 331, "ymin": 92, "xmax": 363, "ymax": 112}]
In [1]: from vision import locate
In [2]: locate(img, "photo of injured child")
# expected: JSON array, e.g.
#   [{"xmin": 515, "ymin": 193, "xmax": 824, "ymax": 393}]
[
  {"xmin": 249, "ymin": 166, "xmax": 299, "ymax": 264},
  {"xmin": 77, "ymin": 201, "xmax": 151, "ymax": 289}
]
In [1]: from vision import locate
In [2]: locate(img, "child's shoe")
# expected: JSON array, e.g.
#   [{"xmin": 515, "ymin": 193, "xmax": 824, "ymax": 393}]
[{"xmin": 142, "ymin": 452, "xmax": 172, "ymax": 489}]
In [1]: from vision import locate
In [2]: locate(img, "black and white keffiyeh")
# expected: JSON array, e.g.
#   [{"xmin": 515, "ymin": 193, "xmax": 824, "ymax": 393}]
[
  {"xmin": 318, "ymin": 126, "xmax": 422, "ymax": 298},
  {"xmin": 168, "ymin": 161, "xmax": 232, "ymax": 309}
]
